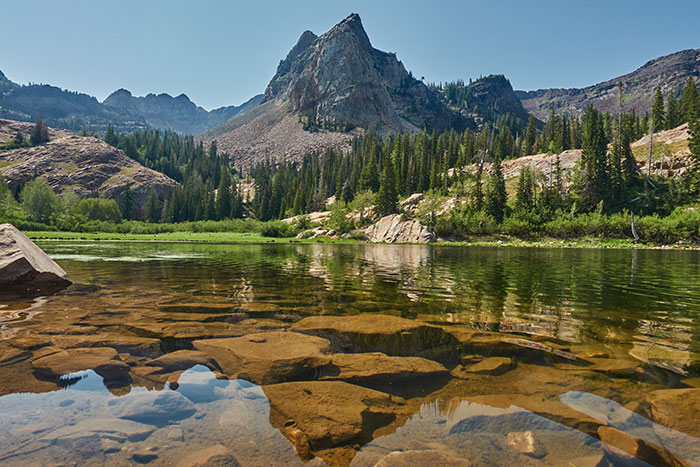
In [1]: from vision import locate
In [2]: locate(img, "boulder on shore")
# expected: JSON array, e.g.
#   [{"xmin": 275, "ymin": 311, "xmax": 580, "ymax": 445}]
[
  {"xmin": 0, "ymin": 224, "xmax": 70, "ymax": 295},
  {"xmin": 365, "ymin": 214, "xmax": 436, "ymax": 244}
]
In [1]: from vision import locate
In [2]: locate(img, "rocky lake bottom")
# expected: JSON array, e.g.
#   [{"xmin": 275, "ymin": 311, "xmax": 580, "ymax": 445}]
[{"xmin": 0, "ymin": 242, "xmax": 699, "ymax": 466}]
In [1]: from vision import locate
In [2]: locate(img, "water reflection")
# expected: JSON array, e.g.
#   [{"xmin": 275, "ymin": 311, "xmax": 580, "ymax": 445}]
[{"xmin": 0, "ymin": 241, "xmax": 699, "ymax": 465}]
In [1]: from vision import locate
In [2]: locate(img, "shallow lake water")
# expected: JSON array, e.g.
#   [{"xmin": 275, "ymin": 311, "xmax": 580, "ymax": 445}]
[{"xmin": 0, "ymin": 242, "xmax": 699, "ymax": 466}]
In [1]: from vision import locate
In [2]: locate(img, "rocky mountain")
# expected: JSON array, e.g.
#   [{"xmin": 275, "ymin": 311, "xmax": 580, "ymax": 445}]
[
  {"xmin": 103, "ymin": 89, "xmax": 262, "ymax": 135},
  {"xmin": 516, "ymin": 49, "xmax": 700, "ymax": 120},
  {"xmin": 0, "ymin": 69, "xmax": 261, "ymax": 135},
  {"xmin": 0, "ymin": 82, "xmax": 149, "ymax": 133},
  {"xmin": 200, "ymin": 13, "xmax": 471, "ymax": 171},
  {"xmin": 0, "ymin": 119, "xmax": 177, "ymax": 215},
  {"xmin": 437, "ymin": 75, "xmax": 540, "ymax": 129}
]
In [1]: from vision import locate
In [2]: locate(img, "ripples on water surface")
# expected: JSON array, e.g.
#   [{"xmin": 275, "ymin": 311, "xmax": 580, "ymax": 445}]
[{"xmin": 0, "ymin": 242, "xmax": 699, "ymax": 466}]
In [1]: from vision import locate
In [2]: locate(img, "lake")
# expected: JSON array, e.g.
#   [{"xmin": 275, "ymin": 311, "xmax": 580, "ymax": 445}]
[{"xmin": 0, "ymin": 242, "xmax": 699, "ymax": 466}]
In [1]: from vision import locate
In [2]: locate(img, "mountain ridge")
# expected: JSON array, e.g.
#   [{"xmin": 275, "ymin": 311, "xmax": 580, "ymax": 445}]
[{"xmin": 516, "ymin": 48, "xmax": 700, "ymax": 120}]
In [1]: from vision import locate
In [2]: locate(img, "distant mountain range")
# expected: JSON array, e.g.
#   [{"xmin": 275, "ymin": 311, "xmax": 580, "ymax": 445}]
[
  {"xmin": 1, "ymin": 15, "xmax": 698, "ymax": 171},
  {"xmin": 516, "ymin": 48, "xmax": 700, "ymax": 119},
  {"xmin": 0, "ymin": 70, "xmax": 262, "ymax": 134}
]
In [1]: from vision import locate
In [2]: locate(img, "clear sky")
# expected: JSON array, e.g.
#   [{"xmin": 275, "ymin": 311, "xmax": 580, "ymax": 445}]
[{"xmin": 1, "ymin": 0, "xmax": 698, "ymax": 110}]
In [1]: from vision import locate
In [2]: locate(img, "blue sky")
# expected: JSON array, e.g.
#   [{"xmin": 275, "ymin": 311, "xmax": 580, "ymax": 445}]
[{"xmin": 1, "ymin": 0, "xmax": 698, "ymax": 110}]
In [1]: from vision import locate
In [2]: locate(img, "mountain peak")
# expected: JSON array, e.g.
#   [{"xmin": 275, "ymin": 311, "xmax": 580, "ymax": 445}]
[{"xmin": 329, "ymin": 13, "xmax": 371, "ymax": 50}]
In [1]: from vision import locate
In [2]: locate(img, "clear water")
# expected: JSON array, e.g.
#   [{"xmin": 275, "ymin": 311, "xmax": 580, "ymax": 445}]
[{"xmin": 0, "ymin": 242, "xmax": 699, "ymax": 466}]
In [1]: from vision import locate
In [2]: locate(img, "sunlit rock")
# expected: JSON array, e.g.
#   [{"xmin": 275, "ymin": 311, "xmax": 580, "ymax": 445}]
[
  {"xmin": 506, "ymin": 430, "xmax": 547, "ymax": 458},
  {"xmin": 463, "ymin": 357, "xmax": 513, "ymax": 375},
  {"xmin": 193, "ymin": 331, "xmax": 332, "ymax": 385},
  {"xmin": 0, "ymin": 223, "xmax": 71, "ymax": 295},
  {"xmin": 263, "ymin": 380, "xmax": 405, "ymax": 451},
  {"xmin": 31, "ymin": 347, "xmax": 131, "ymax": 386},
  {"xmin": 365, "ymin": 214, "xmax": 436, "ymax": 244},
  {"xmin": 320, "ymin": 352, "xmax": 448, "ymax": 384},
  {"xmin": 598, "ymin": 426, "xmax": 687, "ymax": 467},
  {"xmin": 646, "ymin": 388, "xmax": 700, "ymax": 437}
]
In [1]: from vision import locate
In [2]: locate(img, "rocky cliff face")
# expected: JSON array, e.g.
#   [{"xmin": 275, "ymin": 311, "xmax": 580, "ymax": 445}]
[
  {"xmin": 516, "ymin": 49, "xmax": 700, "ymax": 120},
  {"xmin": 264, "ymin": 13, "xmax": 469, "ymax": 134},
  {"xmin": 103, "ymin": 89, "xmax": 262, "ymax": 135},
  {"xmin": 0, "ymin": 69, "xmax": 18, "ymax": 95},
  {"xmin": 0, "ymin": 119, "xmax": 177, "ymax": 214},
  {"xmin": 201, "ymin": 13, "xmax": 471, "ymax": 170},
  {"xmin": 439, "ymin": 75, "xmax": 539, "ymax": 129}
]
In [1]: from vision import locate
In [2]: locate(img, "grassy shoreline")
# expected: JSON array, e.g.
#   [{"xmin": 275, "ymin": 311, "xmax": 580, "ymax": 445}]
[{"xmin": 24, "ymin": 230, "xmax": 700, "ymax": 250}]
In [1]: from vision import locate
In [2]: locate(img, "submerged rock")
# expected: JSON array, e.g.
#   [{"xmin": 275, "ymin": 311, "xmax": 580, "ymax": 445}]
[
  {"xmin": 176, "ymin": 444, "xmax": 240, "ymax": 467},
  {"xmin": 263, "ymin": 380, "xmax": 405, "ymax": 450},
  {"xmin": 597, "ymin": 426, "xmax": 687, "ymax": 467},
  {"xmin": 192, "ymin": 331, "xmax": 332, "ymax": 384},
  {"xmin": 506, "ymin": 431, "xmax": 547, "ymax": 459},
  {"xmin": 31, "ymin": 347, "xmax": 131, "ymax": 386},
  {"xmin": 365, "ymin": 214, "xmax": 436, "ymax": 244},
  {"xmin": 319, "ymin": 352, "xmax": 448, "ymax": 384},
  {"xmin": 0, "ymin": 223, "xmax": 70, "ymax": 295},
  {"xmin": 292, "ymin": 314, "xmax": 458, "ymax": 358},
  {"xmin": 107, "ymin": 390, "xmax": 196, "ymax": 426},
  {"xmin": 646, "ymin": 388, "xmax": 700, "ymax": 437},
  {"xmin": 463, "ymin": 357, "xmax": 514, "ymax": 375},
  {"xmin": 375, "ymin": 449, "xmax": 471, "ymax": 466}
]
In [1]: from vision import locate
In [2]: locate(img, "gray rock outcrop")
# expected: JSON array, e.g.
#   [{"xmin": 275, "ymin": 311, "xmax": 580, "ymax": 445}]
[
  {"xmin": 0, "ymin": 224, "xmax": 71, "ymax": 294},
  {"xmin": 365, "ymin": 214, "xmax": 436, "ymax": 244}
]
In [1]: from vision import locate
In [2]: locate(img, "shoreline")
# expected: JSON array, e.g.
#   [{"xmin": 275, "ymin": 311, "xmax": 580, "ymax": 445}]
[{"xmin": 25, "ymin": 231, "xmax": 700, "ymax": 250}]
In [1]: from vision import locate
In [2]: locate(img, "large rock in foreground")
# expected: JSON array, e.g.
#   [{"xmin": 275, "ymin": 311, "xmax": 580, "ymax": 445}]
[
  {"xmin": 365, "ymin": 214, "xmax": 436, "ymax": 244},
  {"xmin": 0, "ymin": 224, "xmax": 71, "ymax": 294}
]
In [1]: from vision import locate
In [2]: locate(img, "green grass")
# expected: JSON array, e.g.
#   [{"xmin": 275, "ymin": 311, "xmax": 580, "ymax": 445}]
[{"xmin": 25, "ymin": 230, "xmax": 358, "ymax": 244}]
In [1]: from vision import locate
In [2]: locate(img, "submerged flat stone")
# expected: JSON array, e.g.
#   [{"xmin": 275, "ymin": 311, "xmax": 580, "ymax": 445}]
[
  {"xmin": 506, "ymin": 431, "xmax": 547, "ymax": 459},
  {"xmin": 292, "ymin": 314, "xmax": 459, "ymax": 357},
  {"xmin": 0, "ymin": 223, "xmax": 71, "ymax": 294},
  {"xmin": 31, "ymin": 347, "xmax": 131, "ymax": 385},
  {"xmin": 463, "ymin": 357, "xmax": 513, "ymax": 375},
  {"xmin": 320, "ymin": 352, "xmax": 448, "ymax": 383},
  {"xmin": 193, "ymin": 331, "xmax": 331, "ymax": 384},
  {"xmin": 646, "ymin": 388, "xmax": 700, "ymax": 437},
  {"xmin": 598, "ymin": 426, "xmax": 687, "ymax": 467},
  {"xmin": 39, "ymin": 418, "xmax": 155, "ymax": 444},
  {"xmin": 107, "ymin": 390, "xmax": 196, "ymax": 425},
  {"xmin": 374, "ymin": 450, "xmax": 471, "ymax": 466},
  {"xmin": 263, "ymin": 380, "xmax": 405, "ymax": 450}
]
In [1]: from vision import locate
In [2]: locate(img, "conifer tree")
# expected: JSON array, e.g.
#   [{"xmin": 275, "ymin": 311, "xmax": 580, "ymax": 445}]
[
  {"xmin": 146, "ymin": 187, "xmax": 160, "ymax": 223},
  {"xmin": 523, "ymin": 115, "xmax": 537, "ymax": 155},
  {"xmin": 30, "ymin": 114, "xmax": 49, "ymax": 146},
  {"xmin": 682, "ymin": 77, "xmax": 699, "ymax": 123},
  {"xmin": 120, "ymin": 184, "xmax": 133, "ymax": 220},
  {"xmin": 665, "ymin": 94, "xmax": 681, "ymax": 130},
  {"xmin": 652, "ymin": 88, "xmax": 665, "ymax": 132},
  {"xmin": 575, "ymin": 107, "xmax": 610, "ymax": 211},
  {"xmin": 216, "ymin": 169, "xmax": 232, "ymax": 220},
  {"xmin": 486, "ymin": 154, "xmax": 507, "ymax": 222},
  {"xmin": 375, "ymin": 154, "xmax": 398, "ymax": 216}
]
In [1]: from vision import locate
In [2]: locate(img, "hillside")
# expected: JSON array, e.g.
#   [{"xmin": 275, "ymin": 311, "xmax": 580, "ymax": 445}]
[
  {"xmin": 437, "ymin": 75, "xmax": 539, "ymax": 129},
  {"xmin": 200, "ymin": 13, "xmax": 471, "ymax": 170},
  {"xmin": 516, "ymin": 49, "xmax": 700, "ymax": 120},
  {"xmin": 0, "ymin": 119, "xmax": 176, "ymax": 212}
]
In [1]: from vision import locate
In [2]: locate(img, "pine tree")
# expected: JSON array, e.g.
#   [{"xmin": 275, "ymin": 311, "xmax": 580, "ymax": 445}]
[
  {"xmin": 665, "ymin": 94, "xmax": 681, "ymax": 130},
  {"xmin": 486, "ymin": 154, "xmax": 507, "ymax": 222},
  {"xmin": 30, "ymin": 114, "xmax": 49, "ymax": 146},
  {"xmin": 682, "ymin": 77, "xmax": 700, "ymax": 123},
  {"xmin": 575, "ymin": 106, "xmax": 610, "ymax": 211},
  {"xmin": 104, "ymin": 125, "xmax": 118, "ymax": 147},
  {"xmin": 375, "ymin": 154, "xmax": 398, "ymax": 216},
  {"xmin": 146, "ymin": 187, "xmax": 160, "ymax": 223},
  {"xmin": 216, "ymin": 169, "xmax": 232, "ymax": 220},
  {"xmin": 120, "ymin": 184, "xmax": 133, "ymax": 220},
  {"xmin": 515, "ymin": 166, "xmax": 534, "ymax": 212},
  {"xmin": 652, "ymin": 88, "xmax": 665, "ymax": 132},
  {"xmin": 523, "ymin": 115, "xmax": 537, "ymax": 155}
]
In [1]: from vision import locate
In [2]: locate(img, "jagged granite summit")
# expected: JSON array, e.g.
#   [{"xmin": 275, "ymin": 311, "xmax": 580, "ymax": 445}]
[
  {"xmin": 200, "ymin": 13, "xmax": 471, "ymax": 171},
  {"xmin": 264, "ymin": 13, "xmax": 469, "ymax": 134}
]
